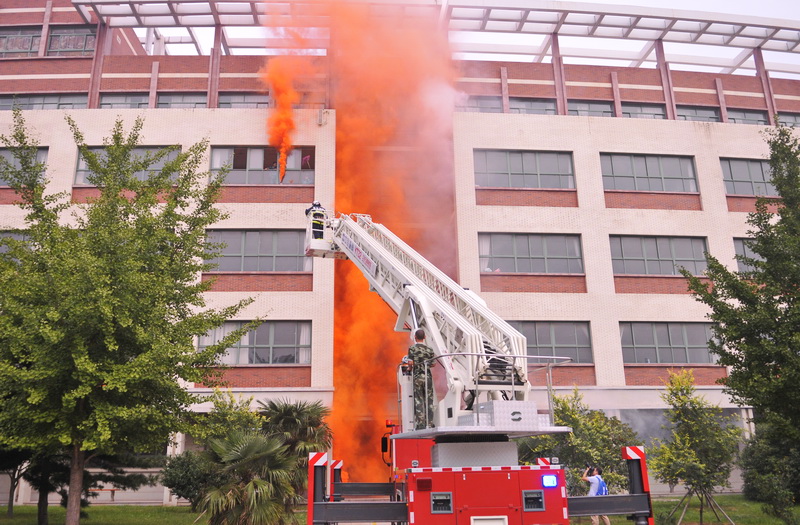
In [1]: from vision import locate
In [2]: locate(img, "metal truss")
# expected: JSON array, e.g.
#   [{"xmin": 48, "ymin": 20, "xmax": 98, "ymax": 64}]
[{"xmin": 72, "ymin": 0, "xmax": 800, "ymax": 77}]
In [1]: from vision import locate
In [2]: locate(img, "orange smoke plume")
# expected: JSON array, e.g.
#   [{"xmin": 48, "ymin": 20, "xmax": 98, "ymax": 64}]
[
  {"xmin": 262, "ymin": 0, "xmax": 457, "ymax": 482},
  {"xmin": 263, "ymin": 56, "xmax": 306, "ymax": 181}
]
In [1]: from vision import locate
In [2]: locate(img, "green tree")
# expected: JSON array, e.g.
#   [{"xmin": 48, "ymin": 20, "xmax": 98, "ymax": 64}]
[
  {"xmin": 192, "ymin": 389, "xmax": 266, "ymax": 446},
  {"xmin": 259, "ymin": 399, "xmax": 333, "ymax": 515},
  {"xmin": 0, "ymin": 110, "xmax": 251, "ymax": 525},
  {"xmin": 517, "ymin": 388, "xmax": 641, "ymax": 495},
  {"xmin": 161, "ymin": 451, "xmax": 224, "ymax": 512},
  {"xmin": 0, "ymin": 446, "xmax": 32, "ymax": 517},
  {"xmin": 650, "ymin": 370, "xmax": 742, "ymax": 524},
  {"xmin": 682, "ymin": 123, "xmax": 800, "ymax": 435},
  {"xmin": 198, "ymin": 431, "xmax": 297, "ymax": 525}
]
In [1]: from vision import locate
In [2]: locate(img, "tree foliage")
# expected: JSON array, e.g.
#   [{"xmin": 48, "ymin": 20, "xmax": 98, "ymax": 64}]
[
  {"xmin": 517, "ymin": 388, "xmax": 642, "ymax": 495},
  {"xmin": 682, "ymin": 124, "xmax": 800, "ymax": 430},
  {"xmin": 0, "ymin": 110, "xmax": 251, "ymax": 525},
  {"xmin": 192, "ymin": 389, "xmax": 266, "ymax": 446},
  {"xmin": 650, "ymin": 370, "xmax": 742, "ymax": 523},
  {"xmin": 161, "ymin": 451, "xmax": 224, "ymax": 512}
]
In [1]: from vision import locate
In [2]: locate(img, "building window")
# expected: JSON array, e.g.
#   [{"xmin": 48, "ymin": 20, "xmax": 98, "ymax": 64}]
[
  {"xmin": 218, "ymin": 93, "xmax": 271, "ymax": 108},
  {"xmin": 46, "ymin": 27, "xmax": 96, "ymax": 57},
  {"xmin": 205, "ymin": 230, "xmax": 311, "ymax": 272},
  {"xmin": 733, "ymin": 238, "xmax": 763, "ymax": 273},
  {"xmin": 676, "ymin": 106, "xmax": 720, "ymax": 122},
  {"xmin": 74, "ymin": 146, "xmax": 179, "ymax": 185},
  {"xmin": 479, "ymin": 233, "xmax": 583, "ymax": 274},
  {"xmin": 199, "ymin": 320, "xmax": 311, "ymax": 365},
  {"xmin": 509, "ymin": 321, "xmax": 593, "ymax": 364},
  {"xmin": 156, "ymin": 94, "xmax": 207, "ymax": 108},
  {"xmin": 0, "ymin": 94, "xmax": 87, "ymax": 111},
  {"xmin": 474, "ymin": 150, "xmax": 574, "ymax": 189},
  {"xmin": 0, "ymin": 232, "xmax": 27, "ymax": 254},
  {"xmin": 567, "ymin": 100, "xmax": 613, "ymax": 117},
  {"xmin": 100, "ymin": 94, "xmax": 149, "ymax": 109},
  {"xmin": 620, "ymin": 322, "xmax": 715, "ymax": 364},
  {"xmin": 778, "ymin": 112, "xmax": 800, "ymax": 127},
  {"xmin": 210, "ymin": 146, "xmax": 314, "ymax": 185},
  {"xmin": 720, "ymin": 158, "xmax": 776, "ymax": 196},
  {"xmin": 610, "ymin": 235, "xmax": 707, "ymax": 276},
  {"xmin": 601, "ymin": 153, "xmax": 697, "ymax": 192},
  {"xmin": 508, "ymin": 98, "xmax": 556, "ymax": 115},
  {"xmin": 0, "ymin": 28, "xmax": 41, "ymax": 58},
  {"xmin": 457, "ymin": 96, "xmax": 503, "ymax": 113},
  {"xmin": 621, "ymin": 103, "xmax": 666, "ymax": 119},
  {"xmin": 727, "ymin": 109, "xmax": 768, "ymax": 126},
  {"xmin": 1, "ymin": 148, "xmax": 48, "ymax": 186}
]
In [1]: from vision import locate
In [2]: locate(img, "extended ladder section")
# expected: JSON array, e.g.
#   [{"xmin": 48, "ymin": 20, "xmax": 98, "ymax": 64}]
[{"xmin": 306, "ymin": 212, "xmax": 569, "ymax": 439}]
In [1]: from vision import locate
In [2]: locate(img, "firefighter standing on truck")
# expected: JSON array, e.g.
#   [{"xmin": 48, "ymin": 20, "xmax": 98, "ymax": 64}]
[
  {"xmin": 407, "ymin": 328, "xmax": 435, "ymax": 430},
  {"xmin": 306, "ymin": 201, "xmax": 326, "ymax": 239}
]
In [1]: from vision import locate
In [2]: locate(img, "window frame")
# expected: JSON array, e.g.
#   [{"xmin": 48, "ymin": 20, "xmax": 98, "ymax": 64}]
[
  {"xmin": 218, "ymin": 93, "xmax": 272, "ymax": 108},
  {"xmin": 0, "ymin": 28, "xmax": 41, "ymax": 58},
  {"xmin": 0, "ymin": 94, "xmax": 88, "ymax": 111},
  {"xmin": 199, "ymin": 320, "xmax": 312, "ymax": 365},
  {"xmin": 620, "ymin": 321, "xmax": 716, "ymax": 364},
  {"xmin": 74, "ymin": 146, "xmax": 180, "ymax": 186},
  {"xmin": 508, "ymin": 97, "xmax": 557, "ymax": 115},
  {"xmin": 600, "ymin": 153, "xmax": 698, "ymax": 192},
  {"xmin": 727, "ymin": 108, "xmax": 768, "ymax": 126},
  {"xmin": 720, "ymin": 158, "xmax": 776, "ymax": 197},
  {"xmin": 509, "ymin": 321, "xmax": 594, "ymax": 364},
  {"xmin": 205, "ymin": 229, "xmax": 312, "ymax": 273},
  {"xmin": 620, "ymin": 102, "xmax": 666, "ymax": 119},
  {"xmin": 733, "ymin": 238, "xmax": 763, "ymax": 273},
  {"xmin": 479, "ymin": 232, "xmax": 584, "ymax": 274},
  {"xmin": 474, "ymin": 149, "xmax": 575, "ymax": 190},
  {"xmin": 0, "ymin": 148, "xmax": 48, "ymax": 186},
  {"xmin": 610, "ymin": 235, "xmax": 708, "ymax": 276},
  {"xmin": 46, "ymin": 26, "xmax": 96, "ymax": 57},
  {"xmin": 99, "ymin": 93, "xmax": 150, "ymax": 109},
  {"xmin": 458, "ymin": 96, "xmax": 503, "ymax": 113},
  {"xmin": 156, "ymin": 93, "xmax": 207, "ymax": 109},
  {"xmin": 567, "ymin": 100, "xmax": 614, "ymax": 117},
  {"xmin": 675, "ymin": 105, "xmax": 721, "ymax": 122}
]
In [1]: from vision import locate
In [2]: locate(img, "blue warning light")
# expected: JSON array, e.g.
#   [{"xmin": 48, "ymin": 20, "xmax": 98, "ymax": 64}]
[{"xmin": 542, "ymin": 474, "xmax": 558, "ymax": 488}]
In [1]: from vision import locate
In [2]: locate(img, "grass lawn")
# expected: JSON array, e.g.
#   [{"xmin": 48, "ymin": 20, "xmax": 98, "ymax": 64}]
[{"xmin": 0, "ymin": 495, "xmax": 796, "ymax": 524}]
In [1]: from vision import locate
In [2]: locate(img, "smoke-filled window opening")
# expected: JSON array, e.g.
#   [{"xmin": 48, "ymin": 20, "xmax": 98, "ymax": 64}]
[
  {"xmin": 620, "ymin": 322, "xmax": 717, "ymax": 364},
  {"xmin": 210, "ymin": 146, "xmax": 315, "ymax": 185},
  {"xmin": 567, "ymin": 100, "xmax": 614, "ymax": 117},
  {"xmin": 509, "ymin": 321, "xmax": 593, "ymax": 364},
  {"xmin": 457, "ymin": 96, "xmax": 503, "ymax": 113},
  {"xmin": 204, "ymin": 229, "xmax": 312, "ymax": 272},
  {"xmin": 610, "ymin": 235, "xmax": 708, "ymax": 276},
  {"xmin": 46, "ymin": 26, "xmax": 96, "ymax": 57},
  {"xmin": 0, "ymin": 28, "xmax": 42, "ymax": 58},
  {"xmin": 73, "ymin": 146, "xmax": 180, "ymax": 186},
  {"xmin": 479, "ymin": 233, "xmax": 584, "ymax": 274},
  {"xmin": 199, "ymin": 320, "xmax": 312, "ymax": 365},
  {"xmin": 474, "ymin": 150, "xmax": 574, "ymax": 189},
  {"xmin": 720, "ymin": 158, "xmax": 776, "ymax": 196},
  {"xmin": 508, "ymin": 97, "xmax": 556, "ymax": 115},
  {"xmin": 601, "ymin": 153, "xmax": 697, "ymax": 192},
  {"xmin": 218, "ymin": 93, "xmax": 272, "ymax": 109},
  {"xmin": 1, "ymin": 148, "xmax": 48, "ymax": 186}
]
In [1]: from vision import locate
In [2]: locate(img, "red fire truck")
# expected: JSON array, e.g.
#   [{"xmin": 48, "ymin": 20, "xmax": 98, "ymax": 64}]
[{"xmin": 304, "ymin": 211, "xmax": 653, "ymax": 525}]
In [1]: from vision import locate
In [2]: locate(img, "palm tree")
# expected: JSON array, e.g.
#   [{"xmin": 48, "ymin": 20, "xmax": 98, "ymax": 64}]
[
  {"xmin": 198, "ymin": 430, "xmax": 297, "ymax": 525},
  {"xmin": 258, "ymin": 399, "xmax": 333, "ymax": 515}
]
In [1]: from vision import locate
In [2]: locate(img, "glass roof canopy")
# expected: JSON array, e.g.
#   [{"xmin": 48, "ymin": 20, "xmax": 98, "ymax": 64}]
[{"xmin": 72, "ymin": 0, "xmax": 800, "ymax": 78}]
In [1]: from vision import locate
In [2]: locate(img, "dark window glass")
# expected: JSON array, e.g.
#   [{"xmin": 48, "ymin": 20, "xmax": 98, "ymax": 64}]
[
  {"xmin": 100, "ymin": 94, "xmax": 149, "ymax": 109},
  {"xmin": 720, "ymin": 158, "xmax": 776, "ymax": 196},
  {"xmin": 510, "ymin": 321, "xmax": 593, "ymax": 364},
  {"xmin": 0, "ymin": 94, "xmax": 87, "ymax": 111},
  {"xmin": 74, "ymin": 146, "xmax": 179, "ymax": 185},
  {"xmin": 620, "ymin": 322, "xmax": 715, "ymax": 363},
  {"xmin": 0, "ymin": 28, "xmax": 41, "ymax": 58},
  {"xmin": 205, "ymin": 230, "xmax": 311, "ymax": 272},
  {"xmin": 0, "ymin": 148, "xmax": 48, "ymax": 186},
  {"xmin": 199, "ymin": 320, "xmax": 311, "ymax": 365},
  {"xmin": 509, "ymin": 98, "xmax": 556, "ymax": 115},
  {"xmin": 218, "ymin": 93, "xmax": 272, "ymax": 108},
  {"xmin": 733, "ymin": 238, "xmax": 763, "ymax": 273},
  {"xmin": 46, "ymin": 27, "xmax": 96, "ymax": 57},
  {"xmin": 621, "ymin": 103, "xmax": 666, "ymax": 119},
  {"xmin": 156, "ymin": 94, "xmax": 207, "ymax": 108},
  {"xmin": 601, "ymin": 153, "xmax": 697, "ymax": 192},
  {"xmin": 474, "ymin": 150, "xmax": 574, "ymax": 189},
  {"xmin": 610, "ymin": 235, "xmax": 707, "ymax": 276},
  {"xmin": 567, "ymin": 100, "xmax": 613, "ymax": 117},
  {"xmin": 479, "ymin": 233, "xmax": 583, "ymax": 274},
  {"xmin": 210, "ymin": 146, "xmax": 315, "ymax": 185},
  {"xmin": 676, "ymin": 106, "xmax": 720, "ymax": 122},
  {"xmin": 727, "ymin": 109, "xmax": 768, "ymax": 126}
]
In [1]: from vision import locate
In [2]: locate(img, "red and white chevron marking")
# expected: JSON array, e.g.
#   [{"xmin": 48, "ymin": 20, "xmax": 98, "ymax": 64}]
[
  {"xmin": 537, "ymin": 457, "xmax": 551, "ymax": 467},
  {"xmin": 622, "ymin": 446, "xmax": 645, "ymax": 460},
  {"xmin": 409, "ymin": 465, "xmax": 557, "ymax": 473},
  {"xmin": 309, "ymin": 452, "xmax": 328, "ymax": 466},
  {"xmin": 330, "ymin": 459, "xmax": 343, "ymax": 470}
]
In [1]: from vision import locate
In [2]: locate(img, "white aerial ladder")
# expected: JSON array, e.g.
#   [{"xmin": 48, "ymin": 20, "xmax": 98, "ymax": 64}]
[{"xmin": 306, "ymin": 210, "xmax": 569, "ymax": 448}]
